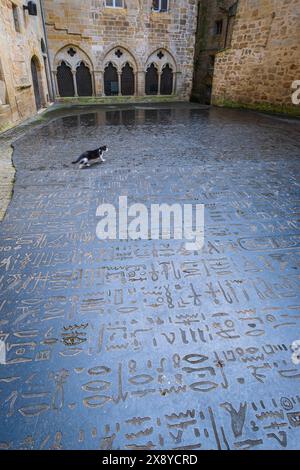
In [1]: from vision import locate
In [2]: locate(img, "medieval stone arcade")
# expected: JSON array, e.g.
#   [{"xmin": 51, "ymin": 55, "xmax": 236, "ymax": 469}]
[{"xmin": 44, "ymin": 0, "xmax": 198, "ymax": 100}]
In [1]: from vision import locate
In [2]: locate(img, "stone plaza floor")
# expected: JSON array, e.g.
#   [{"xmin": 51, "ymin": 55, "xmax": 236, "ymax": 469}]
[{"xmin": 0, "ymin": 103, "xmax": 300, "ymax": 450}]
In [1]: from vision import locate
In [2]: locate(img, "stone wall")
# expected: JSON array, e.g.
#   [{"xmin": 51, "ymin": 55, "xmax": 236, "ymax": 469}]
[
  {"xmin": 212, "ymin": 0, "xmax": 300, "ymax": 114},
  {"xmin": 43, "ymin": 0, "xmax": 198, "ymax": 100},
  {"xmin": 0, "ymin": 0, "xmax": 51, "ymax": 131}
]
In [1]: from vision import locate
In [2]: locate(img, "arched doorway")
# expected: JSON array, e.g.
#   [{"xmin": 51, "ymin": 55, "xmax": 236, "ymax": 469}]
[
  {"xmin": 57, "ymin": 61, "xmax": 75, "ymax": 97},
  {"xmin": 104, "ymin": 63, "xmax": 118, "ymax": 96},
  {"xmin": 121, "ymin": 63, "xmax": 134, "ymax": 96},
  {"xmin": 31, "ymin": 57, "xmax": 42, "ymax": 110},
  {"xmin": 76, "ymin": 61, "xmax": 93, "ymax": 96},
  {"xmin": 145, "ymin": 63, "xmax": 158, "ymax": 95},
  {"xmin": 160, "ymin": 64, "xmax": 173, "ymax": 95}
]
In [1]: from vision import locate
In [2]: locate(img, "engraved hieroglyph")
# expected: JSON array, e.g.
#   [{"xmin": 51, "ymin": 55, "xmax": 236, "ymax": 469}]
[{"xmin": 0, "ymin": 104, "xmax": 299, "ymax": 449}]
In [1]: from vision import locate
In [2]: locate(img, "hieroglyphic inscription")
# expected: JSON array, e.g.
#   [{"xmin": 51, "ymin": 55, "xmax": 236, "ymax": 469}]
[{"xmin": 0, "ymin": 107, "xmax": 299, "ymax": 449}]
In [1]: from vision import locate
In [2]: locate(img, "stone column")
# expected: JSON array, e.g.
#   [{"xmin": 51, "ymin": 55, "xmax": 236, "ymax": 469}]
[
  {"xmin": 134, "ymin": 71, "xmax": 138, "ymax": 96},
  {"xmin": 94, "ymin": 71, "xmax": 103, "ymax": 96},
  {"xmin": 117, "ymin": 71, "xmax": 122, "ymax": 96},
  {"xmin": 172, "ymin": 71, "xmax": 176, "ymax": 95},
  {"xmin": 72, "ymin": 70, "xmax": 78, "ymax": 97},
  {"xmin": 158, "ymin": 71, "xmax": 162, "ymax": 95},
  {"xmin": 174, "ymin": 72, "xmax": 181, "ymax": 97},
  {"xmin": 137, "ymin": 70, "xmax": 145, "ymax": 96}
]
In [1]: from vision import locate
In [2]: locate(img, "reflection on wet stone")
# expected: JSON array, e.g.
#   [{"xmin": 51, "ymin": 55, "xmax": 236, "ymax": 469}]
[{"xmin": 0, "ymin": 104, "xmax": 300, "ymax": 450}]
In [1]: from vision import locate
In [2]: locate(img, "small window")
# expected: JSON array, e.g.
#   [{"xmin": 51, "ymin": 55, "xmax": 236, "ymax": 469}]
[
  {"xmin": 105, "ymin": 0, "xmax": 124, "ymax": 7},
  {"xmin": 214, "ymin": 20, "xmax": 223, "ymax": 35},
  {"xmin": 12, "ymin": 4, "xmax": 20, "ymax": 32},
  {"xmin": 152, "ymin": 0, "xmax": 168, "ymax": 12}
]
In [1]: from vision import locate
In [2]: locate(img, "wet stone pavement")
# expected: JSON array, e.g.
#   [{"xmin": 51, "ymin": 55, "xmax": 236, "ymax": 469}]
[{"xmin": 0, "ymin": 104, "xmax": 300, "ymax": 450}]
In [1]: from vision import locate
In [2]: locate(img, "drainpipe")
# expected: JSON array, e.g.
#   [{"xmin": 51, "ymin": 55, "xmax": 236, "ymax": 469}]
[{"xmin": 39, "ymin": 0, "xmax": 55, "ymax": 101}]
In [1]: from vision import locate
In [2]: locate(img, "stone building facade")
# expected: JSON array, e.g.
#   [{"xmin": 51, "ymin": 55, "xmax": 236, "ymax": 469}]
[
  {"xmin": 192, "ymin": 0, "xmax": 238, "ymax": 104},
  {"xmin": 211, "ymin": 0, "xmax": 300, "ymax": 114},
  {"xmin": 0, "ymin": 0, "xmax": 51, "ymax": 131},
  {"xmin": 1, "ymin": 0, "xmax": 299, "ymax": 132},
  {"xmin": 43, "ymin": 0, "xmax": 198, "ymax": 100}
]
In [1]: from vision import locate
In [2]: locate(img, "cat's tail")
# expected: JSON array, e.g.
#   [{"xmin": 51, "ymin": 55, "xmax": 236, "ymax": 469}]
[{"xmin": 72, "ymin": 156, "xmax": 81, "ymax": 164}]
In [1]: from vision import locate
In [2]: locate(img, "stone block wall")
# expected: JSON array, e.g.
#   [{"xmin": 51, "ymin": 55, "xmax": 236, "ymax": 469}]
[
  {"xmin": 0, "ymin": 0, "xmax": 51, "ymax": 131},
  {"xmin": 212, "ymin": 0, "xmax": 300, "ymax": 114}
]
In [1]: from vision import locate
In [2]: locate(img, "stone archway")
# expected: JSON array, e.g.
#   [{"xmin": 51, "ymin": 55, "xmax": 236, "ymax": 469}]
[
  {"xmin": 103, "ymin": 47, "xmax": 137, "ymax": 96},
  {"xmin": 54, "ymin": 45, "xmax": 94, "ymax": 97},
  {"xmin": 145, "ymin": 49, "xmax": 176, "ymax": 95},
  {"xmin": 57, "ymin": 61, "xmax": 74, "ymax": 97}
]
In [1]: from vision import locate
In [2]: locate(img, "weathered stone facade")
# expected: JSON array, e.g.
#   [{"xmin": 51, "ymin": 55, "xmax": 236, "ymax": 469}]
[
  {"xmin": 0, "ymin": 0, "xmax": 51, "ymax": 131},
  {"xmin": 192, "ymin": 0, "xmax": 238, "ymax": 104},
  {"xmin": 43, "ymin": 0, "xmax": 198, "ymax": 100},
  {"xmin": 1, "ymin": 0, "xmax": 299, "ymax": 134},
  {"xmin": 212, "ymin": 0, "xmax": 300, "ymax": 114}
]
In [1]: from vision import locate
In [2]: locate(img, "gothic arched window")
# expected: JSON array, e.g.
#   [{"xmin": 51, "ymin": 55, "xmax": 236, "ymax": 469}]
[
  {"xmin": 121, "ymin": 63, "xmax": 135, "ymax": 96},
  {"xmin": 57, "ymin": 61, "xmax": 75, "ymax": 97},
  {"xmin": 145, "ymin": 63, "xmax": 158, "ymax": 95},
  {"xmin": 76, "ymin": 61, "xmax": 93, "ymax": 96},
  {"xmin": 104, "ymin": 62, "xmax": 119, "ymax": 96},
  {"xmin": 160, "ymin": 64, "xmax": 173, "ymax": 95}
]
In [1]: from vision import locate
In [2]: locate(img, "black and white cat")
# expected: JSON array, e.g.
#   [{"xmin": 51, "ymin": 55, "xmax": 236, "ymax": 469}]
[{"xmin": 72, "ymin": 145, "xmax": 108, "ymax": 168}]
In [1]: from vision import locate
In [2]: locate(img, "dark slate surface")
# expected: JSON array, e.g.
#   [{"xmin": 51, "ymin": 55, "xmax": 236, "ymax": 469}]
[{"xmin": 0, "ymin": 104, "xmax": 300, "ymax": 450}]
